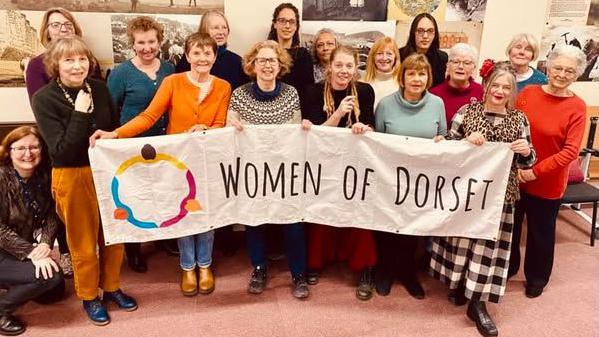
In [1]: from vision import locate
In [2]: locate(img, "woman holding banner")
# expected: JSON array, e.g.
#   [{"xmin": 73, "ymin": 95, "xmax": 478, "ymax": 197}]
[
  {"xmin": 374, "ymin": 53, "xmax": 446, "ymax": 299},
  {"xmin": 302, "ymin": 45, "xmax": 377, "ymax": 301},
  {"xmin": 90, "ymin": 33, "xmax": 231, "ymax": 298},
  {"xmin": 107, "ymin": 16, "xmax": 174, "ymax": 274},
  {"xmin": 430, "ymin": 63, "xmax": 536, "ymax": 337},
  {"xmin": 32, "ymin": 36, "xmax": 137, "ymax": 326},
  {"xmin": 227, "ymin": 40, "xmax": 308, "ymax": 299},
  {"xmin": 510, "ymin": 45, "xmax": 587, "ymax": 298}
]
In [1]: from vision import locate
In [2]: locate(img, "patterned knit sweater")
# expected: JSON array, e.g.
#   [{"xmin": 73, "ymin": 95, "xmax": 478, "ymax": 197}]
[{"xmin": 227, "ymin": 82, "xmax": 301, "ymax": 125}]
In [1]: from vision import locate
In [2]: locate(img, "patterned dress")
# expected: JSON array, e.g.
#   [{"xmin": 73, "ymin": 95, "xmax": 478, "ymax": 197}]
[{"xmin": 429, "ymin": 102, "xmax": 536, "ymax": 303}]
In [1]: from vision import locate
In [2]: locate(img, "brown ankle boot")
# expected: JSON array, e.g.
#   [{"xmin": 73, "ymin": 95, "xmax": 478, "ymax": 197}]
[
  {"xmin": 198, "ymin": 267, "xmax": 215, "ymax": 294},
  {"xmin": 181, "ymin": 269, "xmax": 198, "ymax": 296}
]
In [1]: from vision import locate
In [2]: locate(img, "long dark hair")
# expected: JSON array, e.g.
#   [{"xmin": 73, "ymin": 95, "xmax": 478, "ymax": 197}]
[
  {"xmin": 401, "ymin": 13, "xmax": 440, "ymax": 57},
  {"xmin": 267, "ymin": 3, "xmax": 301, "ymax": 48}
]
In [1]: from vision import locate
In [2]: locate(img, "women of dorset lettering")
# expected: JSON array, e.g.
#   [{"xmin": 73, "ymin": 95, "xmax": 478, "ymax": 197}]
[
  {"xmin": 510, "ymin": 45, "xmax": 587, "ymax": 299},
  {"xmin": 90, "ymin": 33, "xmax": 232, "ymax": 299},
  {"xmin": 302, "ymin": 45, "xmax": 377, "ymax": 301},
  {"xmin": 430, "ymin": 63, "xmax": 536, "ymax": 337},
  {"xmin": 374, "ymin": 53, "xmax": 446, "ymax": 300},
  {"xmin": 227, "ymin": 40, "xmax": 308, "ymax": 299},
  {"xmin": 32, "ymin": 36, "xmax": 136, "ymax": 326}
]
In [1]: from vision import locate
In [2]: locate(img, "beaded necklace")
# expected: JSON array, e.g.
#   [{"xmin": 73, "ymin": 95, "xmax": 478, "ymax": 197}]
[{"xmin": 56, "ymin": 78, "xmax": 95, "ymax": 113}]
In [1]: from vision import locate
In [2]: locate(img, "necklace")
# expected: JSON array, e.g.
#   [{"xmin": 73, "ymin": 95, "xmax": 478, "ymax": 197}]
[{"xmin": 56, "ymin": 78, "xmax": 94, "ymax": 113}]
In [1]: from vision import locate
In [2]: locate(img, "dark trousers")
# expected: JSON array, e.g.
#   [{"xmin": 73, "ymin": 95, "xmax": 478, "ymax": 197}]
[
  {"xmin": 56, "ymin": 219, "xmax": 69, "ymax": 255},
  {"xmin": 510, "ymin": 192, "xmax": 561, "ymax": 288},
  {"xmin": 375, "ymin": 232, "xmax": 419, "ymax": 281},
  {"xmin": 246, "ymin": 223, "xmax": 306, "ymax": 278},
  {"xmin": 0, "ymin": 251, "xmax": 64, "ymax": 315}
]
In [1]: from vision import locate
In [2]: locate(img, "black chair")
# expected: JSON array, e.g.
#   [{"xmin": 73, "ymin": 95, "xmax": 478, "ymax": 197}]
[{"xmin": 561, "ymin": 116, "xmax": 599, "ymax": 246}]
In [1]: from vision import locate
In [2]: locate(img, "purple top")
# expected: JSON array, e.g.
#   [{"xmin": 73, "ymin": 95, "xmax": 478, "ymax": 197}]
[
  {"xmin": 429, "ymin": 77, "xmax": 484, "ymax": 128},
  {"xmin": 25, "ymin": 52, "xmax": 103, "ymax": 102},
  {"xmin": 25, "ymin": 54, "xmax": 50, "ymax": 102}
]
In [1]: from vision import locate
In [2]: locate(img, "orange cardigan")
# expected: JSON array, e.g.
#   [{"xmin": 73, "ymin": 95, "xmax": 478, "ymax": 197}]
[{"xmin": 116, "ymin": 72, "xmax": 232, "ymax": 137}]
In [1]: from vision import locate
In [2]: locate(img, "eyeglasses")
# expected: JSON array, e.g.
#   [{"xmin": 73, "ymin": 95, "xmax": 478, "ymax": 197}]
[
  {"xmin": 10, "ymin": 145, "xmax": 41, "ymax": 155},
  {"xmin": 416, "ymin": 28, "xmax": 435, "ymax": 36},
  {"xmin": 255, "ymin": 57, "xmax": 279, "ymax": 66},
  {"xmin": 276, "ymin": 18, "xmax": 297, "ymax": 26},
  {"xmin": 316, "ymin": 42, "xmax": 336, "ymax": 49},
  {"xmin": 550, "ymin": 66, "xmax": 577, "ymax": 78},
  {"xmin": 48, "ymin": 21, "xmax": 74, "ymax": 30},
  {"xmin": 449, "ymin": 59, "xmax": 474, "ymax": 67}
]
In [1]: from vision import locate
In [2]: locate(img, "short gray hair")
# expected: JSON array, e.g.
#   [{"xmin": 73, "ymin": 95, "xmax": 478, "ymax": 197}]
[
  {"xmin": 547, "ymin": 44, "xmax": 588, "ymax": 77},
  {"xmin": 506, "ymin": 33, "xmax": 540, "ymax": 61},
  {"xmin": 448, "ymin": 43, "xmax": 478, "ymax": 62}
]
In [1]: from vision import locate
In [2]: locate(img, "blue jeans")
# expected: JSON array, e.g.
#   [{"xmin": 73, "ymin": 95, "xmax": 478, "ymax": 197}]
[
  {"xmin": 245, "ymin": 223, "xmax": 306, "ymax": 277},
  {"xmin": 178, "ymin": 230, "xmax": 214, "ymax": 270}
]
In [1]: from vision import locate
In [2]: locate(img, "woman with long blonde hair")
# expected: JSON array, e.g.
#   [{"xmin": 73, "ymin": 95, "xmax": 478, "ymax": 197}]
[{"xmin": 302, "ymin": 45, "xmax": 377, "ymax": 301}]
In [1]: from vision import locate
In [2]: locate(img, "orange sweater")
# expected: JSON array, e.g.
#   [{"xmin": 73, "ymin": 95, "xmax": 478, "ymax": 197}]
[{"xmin": 116, "ymin": 73, "xmax": 231, "ymax": 137}]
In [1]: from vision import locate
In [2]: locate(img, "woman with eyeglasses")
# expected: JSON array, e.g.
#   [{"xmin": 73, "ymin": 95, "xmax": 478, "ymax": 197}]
[
  {"xmin": 506, "ymin": 33, "xmax": 548, "ymax": 91},
  {"xmin": 0, "ymin": 126, "xmax": 65, "ymax": 336},
  {"xmin": 430, "ymin": 43, "xmax": 484, "ymax": 128},
  {"xmin": 26, "ymin": 7, "xmax": 102, "ymax": 101},
  {"xmin": 228, "ymin": 40, "xmax": 308, "ymax": 300},
  {"xmin": 311, "ymin": 28, "xmax": 337, "ymax": 83},
  {"xmin": 267, "ymin": 3, "xmax": 315, "ymax": 102},
  {"xmin": 399, "ymin": 13, "xmax": 448, "ymax": 87},
  {"xmin": 509, "ymin": 45, "xmax": 587, "ymax": 299},
  {"xmin": 362, "ymin": 36, "xmax": 401, "ymax": 110}
]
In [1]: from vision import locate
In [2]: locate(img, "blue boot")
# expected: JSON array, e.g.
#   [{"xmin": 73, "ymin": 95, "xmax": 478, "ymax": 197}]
[
  {"xmin": 103, "ymin": 289, "xmax": 138, "ymax": 311},
  {"xmin": 82, "ymin": 298, "xmax": 110, "ymax": 326}
]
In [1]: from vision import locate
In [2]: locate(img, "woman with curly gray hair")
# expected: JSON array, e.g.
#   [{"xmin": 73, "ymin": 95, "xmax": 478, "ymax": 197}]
[{"xmin": 510, "ymin": 44, "xmax": 588, "ymax": 298}]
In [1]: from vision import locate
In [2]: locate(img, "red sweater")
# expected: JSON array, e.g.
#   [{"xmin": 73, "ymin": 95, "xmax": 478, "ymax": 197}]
[
  {"xmin": 429, "ymin": 77, "xmax": 483, "ymax": 128},
  {"xmin": 516, "ymin": 85, "xmax": 586, "ymax": 199}
]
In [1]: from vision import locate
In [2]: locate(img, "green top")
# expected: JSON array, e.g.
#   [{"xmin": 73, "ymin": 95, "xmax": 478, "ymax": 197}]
[{"xmin": 375, "ymin": 90, "xmax": 447, "ymax": 138}]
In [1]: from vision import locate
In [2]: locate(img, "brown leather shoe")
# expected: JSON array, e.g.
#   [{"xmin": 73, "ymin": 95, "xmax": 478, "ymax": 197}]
[
  {"xmin": 180, "ymin": 269, "xmax": 198, "ymax": 296},
  {"xmin": 198, "ymin": 267, "xmax": 215, "ymax": 294}
]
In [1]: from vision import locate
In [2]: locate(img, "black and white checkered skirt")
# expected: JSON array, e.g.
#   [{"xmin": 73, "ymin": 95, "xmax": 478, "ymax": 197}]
[{"xmin": 429, "ymin": 202, "xmax": 514, "ymax": 303}]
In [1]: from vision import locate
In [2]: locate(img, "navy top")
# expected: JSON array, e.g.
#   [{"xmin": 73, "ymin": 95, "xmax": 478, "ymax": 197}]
[
  {"xmin": 107, "ymin": 59, "xmax": 174, "ymax": 137},
  {"xmin": 175, "ymin": 46, "xmax": 248, "ymax": 90}
]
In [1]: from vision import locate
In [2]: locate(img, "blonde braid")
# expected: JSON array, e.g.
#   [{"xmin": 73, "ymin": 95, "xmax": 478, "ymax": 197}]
[
  {"xmin": 347, "ymin": 81, "xmax": 360, "ymax": 127},
  {"xmin": 323, "ymin": 79, "xmax": 335, "ymax": 118}
]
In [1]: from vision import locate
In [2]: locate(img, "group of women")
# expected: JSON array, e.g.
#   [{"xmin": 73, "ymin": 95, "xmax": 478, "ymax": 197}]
[{"xmin": 0, "ymin": 3, "xmax": 588, "ymax": 337}]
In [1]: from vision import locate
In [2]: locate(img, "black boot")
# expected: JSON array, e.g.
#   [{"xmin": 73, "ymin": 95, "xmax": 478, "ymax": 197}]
[
  {"xmin": 375, "ymin": 269, "xmax": 393, "ymax": 296},
  {"xmin": 356, "ymin": 267, "xmax": 374, "ymax": 300},
  {"xmin": 448, "ymin": 283, "xmax": 467, "ymax": 306},
  {"xmin": 400, "ymin": 276, "xmax": 425, "ymax": 299},
  {"xmin": 467, "ymin": 300, "xmax": 498, "ymax": 337},
  {"xmin": 0, "ymin": 314, "xmax": 25, "ymax": 336},
  {"xmin": 125, "ymin": 243, "xmax": 147, "ymax": 273}
]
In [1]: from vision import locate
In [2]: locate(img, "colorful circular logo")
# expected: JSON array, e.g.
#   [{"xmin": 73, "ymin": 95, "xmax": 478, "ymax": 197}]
[{"xmin": 111, "ymin": 144, "xmax": 202, "ymax": 229}]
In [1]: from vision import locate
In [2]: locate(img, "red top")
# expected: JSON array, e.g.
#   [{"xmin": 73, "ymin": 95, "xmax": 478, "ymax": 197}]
[{"xmin": 516, "ymin": 85, "xmax": 586, "ymax": 199}]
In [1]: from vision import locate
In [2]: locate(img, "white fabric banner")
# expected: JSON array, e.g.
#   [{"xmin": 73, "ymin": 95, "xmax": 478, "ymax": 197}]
[{"xmin": 89, "ymin": 125, "xmax": 513, "ymax": 245}]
